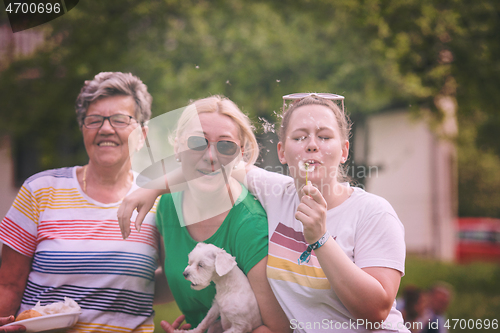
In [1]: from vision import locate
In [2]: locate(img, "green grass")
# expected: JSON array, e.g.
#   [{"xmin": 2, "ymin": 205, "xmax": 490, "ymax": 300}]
[{"xmin": 152, "ymin": 257, "xmax": 500, "ymax": 333}]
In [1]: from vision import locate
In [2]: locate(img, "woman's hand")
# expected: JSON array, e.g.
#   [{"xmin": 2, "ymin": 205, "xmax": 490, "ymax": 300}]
[
  {"xmin": 117, "ymin": 187, "xmax": 163, "ymax": 239},
  {"xmin": 159, "ymin": 315, "xmax": 191, "ymax": 333},
  {"xmin": 0, "ymin": 316, "xmax": 25, "ymax": 333},
  {"xmin": 295, "ymin": 182, "xmax": 328, "ymax": 244}
]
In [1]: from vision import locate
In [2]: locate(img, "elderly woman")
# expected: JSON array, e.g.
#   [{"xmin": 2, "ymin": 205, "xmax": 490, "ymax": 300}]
[{"xmin": 0, "ymin": 72, "xmax": 159, "ymax": 333}]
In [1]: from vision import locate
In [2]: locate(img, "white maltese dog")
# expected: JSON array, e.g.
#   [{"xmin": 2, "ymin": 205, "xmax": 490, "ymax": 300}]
[{"xmin": 175, "ymin": 242, "xmax": 262, "ymax": 333}]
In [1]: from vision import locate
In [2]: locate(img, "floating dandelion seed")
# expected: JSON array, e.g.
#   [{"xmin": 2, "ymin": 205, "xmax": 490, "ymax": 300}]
[
  {"xmin": 195, "ymin": 65, "xmax": 199, "ymax": 69},
  {"xmin": 272, "ymin": 110, "xmax": 283, "ymax": 119},
  {"xmin": 276, "ymin": 79, "xmax": 281, "ymax": 83},
  {"xmin": 258, "ymin": 117, "xmax": 276, "ymax": 134},
  {"xmin": 226, "ymin": 80, "xmax": 231, "ymax": 85}
]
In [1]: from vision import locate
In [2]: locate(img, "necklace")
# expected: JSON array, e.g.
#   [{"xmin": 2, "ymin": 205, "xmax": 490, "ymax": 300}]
[
  {"xmin": 81, "ymin": 165, "xmax": 133, "ymax": 201},
  {"xmin": 83, "ymin": 165, "xmax": 88, "ymax": 193}
]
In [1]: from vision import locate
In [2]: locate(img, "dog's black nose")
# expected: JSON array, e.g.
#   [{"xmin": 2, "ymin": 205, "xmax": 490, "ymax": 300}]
[{"xmin": 183, "ymin": 271, "xmax": 189, "ymax": 278}]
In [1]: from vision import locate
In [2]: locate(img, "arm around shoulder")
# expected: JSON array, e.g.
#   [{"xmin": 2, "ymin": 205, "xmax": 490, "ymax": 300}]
[{"xmin": 118, "ymin": 167, "xmax": 187, "ymax": 239}]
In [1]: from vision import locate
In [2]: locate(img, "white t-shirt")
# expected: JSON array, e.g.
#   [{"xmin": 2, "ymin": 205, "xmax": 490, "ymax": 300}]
[{"xmin": 247, "ymin": 167, "xmax": 409, "ymax": 333}]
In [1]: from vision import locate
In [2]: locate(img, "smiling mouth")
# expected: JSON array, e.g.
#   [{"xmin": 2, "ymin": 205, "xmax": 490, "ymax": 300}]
[
  {"xmin": 198, "ymin": 169, "xmax": 220, "ymax": 176},
  {"xmin": 98, "ymin": 142, "xmax": 118, "ymax": 147}
]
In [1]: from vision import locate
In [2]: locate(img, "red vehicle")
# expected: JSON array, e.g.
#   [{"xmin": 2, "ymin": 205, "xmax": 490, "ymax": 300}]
[{"xmin": 456, "ymin": 217, "xmax": 500, "ymax": 263}]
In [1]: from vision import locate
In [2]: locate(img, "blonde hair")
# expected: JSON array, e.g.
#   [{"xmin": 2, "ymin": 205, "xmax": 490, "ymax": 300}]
[{"xmin": 172, "ymin": 95, "xmax": 259, "ymax": 166}]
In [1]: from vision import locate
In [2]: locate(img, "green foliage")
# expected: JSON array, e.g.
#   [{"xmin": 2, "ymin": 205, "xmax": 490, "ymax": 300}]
[
  {"xmin": 457, "ymin": 115, "xmax": 500, "ymax": 217},
  {"xmin": 0, "ymin": 0, "xmax": 453, "ymax": 167},
  {"xmin": 0, "ymin": 0, "xmax": 499, "ymax": 215}
]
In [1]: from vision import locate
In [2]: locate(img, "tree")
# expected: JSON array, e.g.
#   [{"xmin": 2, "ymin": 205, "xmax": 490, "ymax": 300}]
[{"xmin": 0, "ymin": 0, "xmax": 498, "ymax": 216}]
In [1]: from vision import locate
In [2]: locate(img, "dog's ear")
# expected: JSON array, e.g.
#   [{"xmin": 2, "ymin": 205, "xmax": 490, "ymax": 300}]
[{"xmin": 214, "ymin": 250, "xmax": 237, "ymax": 276}]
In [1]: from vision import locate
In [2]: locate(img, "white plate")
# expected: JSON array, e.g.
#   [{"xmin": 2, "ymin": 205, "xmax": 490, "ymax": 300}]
[{"xmin": 3, "ymin": 312, "xmax": 81, "ymax": 333}]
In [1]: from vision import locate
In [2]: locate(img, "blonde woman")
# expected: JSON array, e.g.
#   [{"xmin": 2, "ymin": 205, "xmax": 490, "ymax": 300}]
[{"xmin": 120, "ymin": 96, "xmax": 290, "ymax": 333}]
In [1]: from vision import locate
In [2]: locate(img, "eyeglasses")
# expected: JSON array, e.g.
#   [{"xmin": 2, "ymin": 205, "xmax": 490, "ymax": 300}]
[
  {"xmin": 83, "ymin": 114, "xmax": 137, "ymax": 129},
  {"xmin": 187, "ymin": 136, "xmax": 240, "ymax": 156},
  {"xmin": 282, "ymin": 93, "xmax": 345, "ymax": 113}
]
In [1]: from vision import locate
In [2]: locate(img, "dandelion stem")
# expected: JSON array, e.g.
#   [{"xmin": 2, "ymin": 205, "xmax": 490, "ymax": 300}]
[{"xmin": 305, "ymin": 162, "xmax": 309, "ymax": 184}]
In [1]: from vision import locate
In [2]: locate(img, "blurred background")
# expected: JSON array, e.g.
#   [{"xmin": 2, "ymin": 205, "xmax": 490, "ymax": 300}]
[{"xmin": 0, "ymin": 1, "xmax": 499, "ymax": 332}]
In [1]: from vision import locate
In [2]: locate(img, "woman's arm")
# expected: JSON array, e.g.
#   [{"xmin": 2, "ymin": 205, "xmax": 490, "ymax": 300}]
[
  {"xmin": 316, "ymin": 241, "xmax": 401, "ymax": 322},
  {"xmin": 295, "ymin": 184, "xmax": 402, "ymax": 323},
  {"xmin": 118, "ymin": 167, "xmax": 186, "ymax": 239},
  {"xmin": 118, "ymin": 187, "xmax": 165, "ymax": 239},
  {"xmin": 0, "ymin": 245, "xmax": 32, "ymax": 317},
  {"xmin": 247, "ymin": 257, "xmax": 291, "ymax": 333}
]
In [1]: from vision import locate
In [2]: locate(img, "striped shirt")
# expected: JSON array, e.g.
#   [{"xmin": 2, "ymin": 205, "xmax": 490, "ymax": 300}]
[{"xmin": 0, "ymin": 167, "xmax": 159, "ymax": 333}]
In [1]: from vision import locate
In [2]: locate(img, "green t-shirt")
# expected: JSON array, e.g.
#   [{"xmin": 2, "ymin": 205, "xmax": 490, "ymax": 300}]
[{"xmin": 156, "ymin": 185, "xmax": 268, "ymax": 327}]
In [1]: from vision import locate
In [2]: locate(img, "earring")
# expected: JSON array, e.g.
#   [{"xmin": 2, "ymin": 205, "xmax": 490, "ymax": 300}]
[{"xmin": 176, "ymin": 157, "xmax": 180, "ymax": 162}]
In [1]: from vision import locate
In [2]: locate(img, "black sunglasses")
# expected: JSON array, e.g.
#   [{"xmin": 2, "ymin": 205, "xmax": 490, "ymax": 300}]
[{"xmin": 187, "ymin": 136, "xmax": 239, "ymax": 156}]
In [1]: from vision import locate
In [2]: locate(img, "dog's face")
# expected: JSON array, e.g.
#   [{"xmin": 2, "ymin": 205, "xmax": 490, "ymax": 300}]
[{"xmin": 183, "ymin": 243, "xmax": 237, "ymax": 290}]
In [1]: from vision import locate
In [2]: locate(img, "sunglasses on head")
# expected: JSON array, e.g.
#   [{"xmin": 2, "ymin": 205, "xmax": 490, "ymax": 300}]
[
  {"xmin": 187, "ymin": 136, "xmax": 240, "ymax": 156},
  {"xmin": 282, "ymin": 93, "xmax": 345, "ymax": 113}
]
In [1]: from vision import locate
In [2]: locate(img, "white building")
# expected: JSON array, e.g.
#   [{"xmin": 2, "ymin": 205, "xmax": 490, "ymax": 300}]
[{"xmin": 354, "ymin": 110, "xmax": 457, "ymax": 260}]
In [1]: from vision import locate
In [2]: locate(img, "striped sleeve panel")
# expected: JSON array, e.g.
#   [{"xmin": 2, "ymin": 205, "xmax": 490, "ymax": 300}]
[
  {"xmin": 22, "ymin": 280, "xmax": 154, "ymax": 317},
  {"xmin": 31, "ymin": 250, "xmax": 157, "ymax": 280},
  {"xmin": 0, "ymin": 217, "xmax": 37, "ymax": 256},
  {"xmin": 12, "ymin": 185, "xmax": 40, "ymax": 223},
  {"xmin": 267, "ymin": 222, "xmax": 331, "ymax": 290},
  {"xmin": 37, "ymin": 220, "xmax": 159, "ymax": 250},
  {"xmin": 34, "ymin": 187, "xmax": 118, "ymax": 210}
]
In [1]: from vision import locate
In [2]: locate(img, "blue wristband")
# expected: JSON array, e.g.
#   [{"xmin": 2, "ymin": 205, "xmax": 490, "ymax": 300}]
[{"xmin": 298, "ymin": 230, "xmax": 331, "ymax": 265}]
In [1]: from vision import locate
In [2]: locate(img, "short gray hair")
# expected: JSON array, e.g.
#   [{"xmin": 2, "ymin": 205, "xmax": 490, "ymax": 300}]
[{"xmin": 75, "ymin": 72, "xmax": 152, "ymax": 127}]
